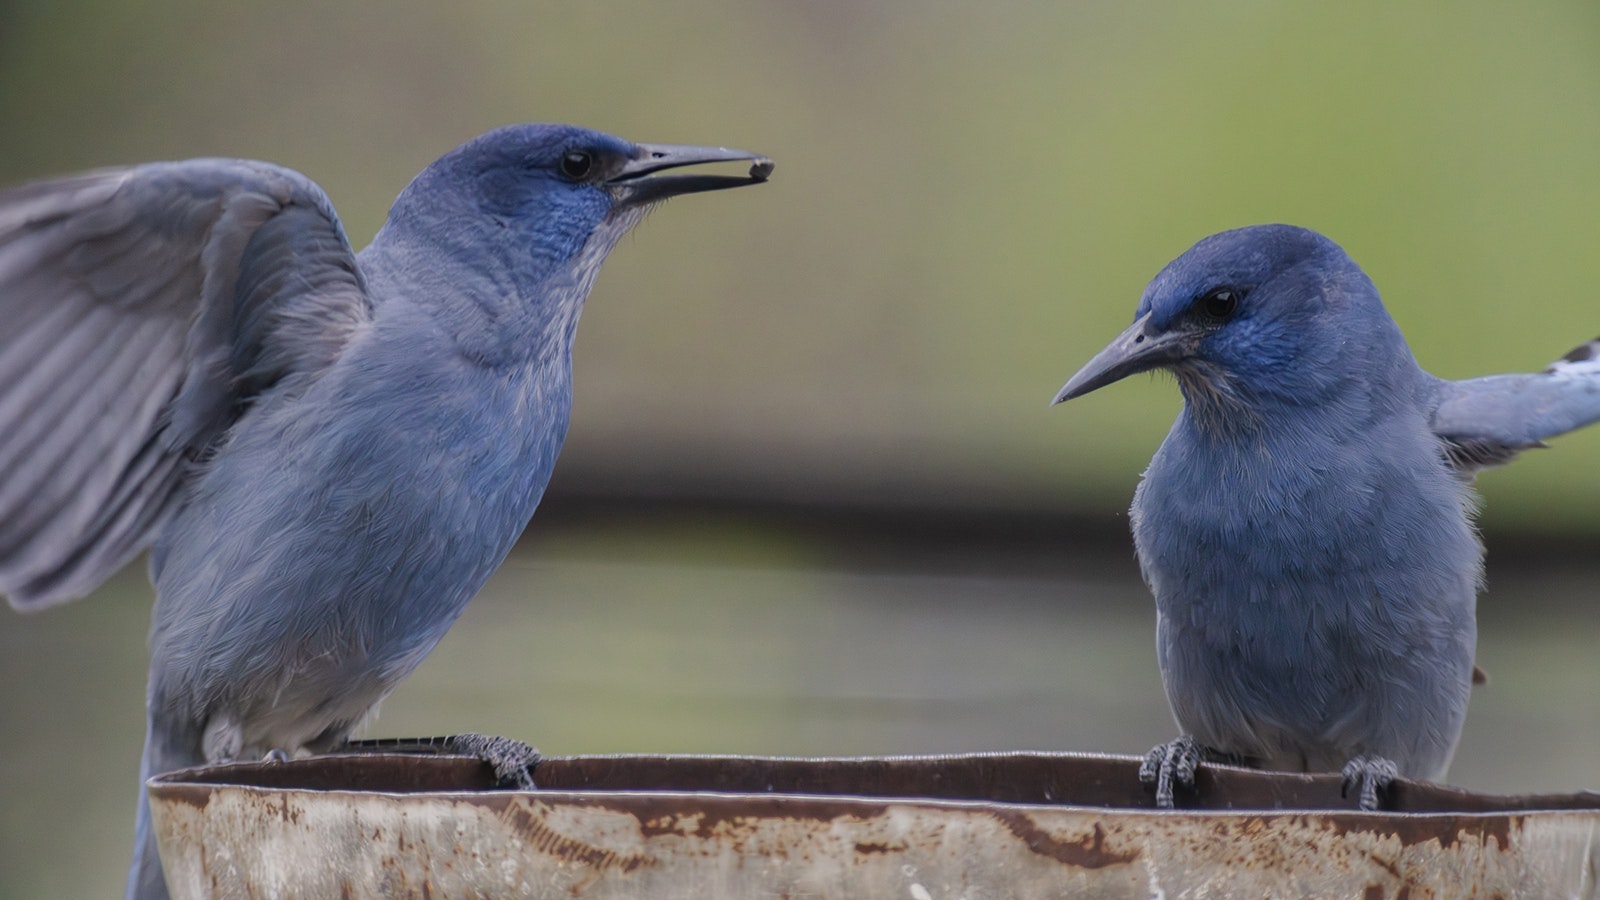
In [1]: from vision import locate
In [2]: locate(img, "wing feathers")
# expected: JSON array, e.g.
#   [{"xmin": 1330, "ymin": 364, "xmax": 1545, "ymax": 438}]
[
  {"xmin": 0, "ymin": 160, "xmax": 371, "ymax": 610},
  {"xmin": 1433, "ymin": 336, "xmax": 1600, "ymax": 473}
]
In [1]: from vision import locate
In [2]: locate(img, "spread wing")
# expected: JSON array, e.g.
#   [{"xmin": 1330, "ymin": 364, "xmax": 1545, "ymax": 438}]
[
  {"xmin": 0, "ymin": 159, "xmax": 372, "ymax": 610},
  {"xmin": 1431, "ymin": 337, "xmax": 1600, "ymax": 473}
]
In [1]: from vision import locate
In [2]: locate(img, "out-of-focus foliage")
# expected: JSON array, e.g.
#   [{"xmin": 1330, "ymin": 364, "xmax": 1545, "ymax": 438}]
[{"xmin": 4, "ymin": 0, "xmax": 1599, "ymax": 527}]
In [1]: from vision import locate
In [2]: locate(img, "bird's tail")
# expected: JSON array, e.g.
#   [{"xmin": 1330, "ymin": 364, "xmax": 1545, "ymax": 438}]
[{"xmin": 126, "ymin": 711, "xmax": 202, "ymax": 900}]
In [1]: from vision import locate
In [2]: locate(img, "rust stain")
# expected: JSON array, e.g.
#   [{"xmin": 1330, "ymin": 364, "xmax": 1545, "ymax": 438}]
[
  {"xmin": 853, "ymin": 841, "xmax": 905, "ymax": 855},
  {"xmin": 1321, "ymin": 812, "xmax": 1515, "ymax": 853},
  {"xmin": 569, "ymin": 791, "xmax": 867, "ymax": 841},
  {"xmin": 164, "ymin": 783, "xmax": 215, "ymax": 812},
  {"xmin": 276, "ymin": 793, "xmax": 303, "ymax": 826},
  {"xmin": 1367, "ymin": 851, "xmax": 1401, "ymax": 881},
  {"xmin": 636, "ymin": 814, "xmax": 682, "ymax": 839},
  {"xmin": 636, "ymin": 812, "xmax": 713, "ymax": 839},
  {"xmin": 498, "ymin": 799, "xmax": 657, "ymax": 874},
  {"xmin": 989, "ymin": 815, "xmax": 1138, "ymax": 869}
]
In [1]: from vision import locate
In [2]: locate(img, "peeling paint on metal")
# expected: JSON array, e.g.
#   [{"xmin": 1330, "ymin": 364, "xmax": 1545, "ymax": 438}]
[{"xmin": 148, "ymin": 752, "xmax": 1600, "ymax": 899}]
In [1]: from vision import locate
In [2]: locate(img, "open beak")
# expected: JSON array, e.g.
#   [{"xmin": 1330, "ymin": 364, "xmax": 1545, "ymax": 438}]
[
  {"xmin": 608, "ymin": 143, "xmax": 774, "ymax": 207},
  {"xmin": 1052, "ymin": 312, "xmax": 1195, "ymax": 404}
]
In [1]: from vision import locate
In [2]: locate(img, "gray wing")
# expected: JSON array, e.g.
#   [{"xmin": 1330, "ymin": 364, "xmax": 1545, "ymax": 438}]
[
  {"xmin": 0, "ymin": 159, "xmax": 372, "ymax": 610},
  {"xmin": 1431, "ymin": 337, "xmax": 1600, "ymax": 473}
]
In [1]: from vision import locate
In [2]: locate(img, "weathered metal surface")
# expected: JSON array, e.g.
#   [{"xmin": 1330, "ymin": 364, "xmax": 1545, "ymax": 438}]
[{"xmin": 148, "ymin": 752, "xmax": 1600, "ymax": 899}]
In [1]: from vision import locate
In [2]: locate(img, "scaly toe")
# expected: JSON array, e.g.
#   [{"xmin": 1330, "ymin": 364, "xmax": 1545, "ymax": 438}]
[{"xmin": 1341, "ymin": 755, "xmax": 1399, "ymax": 811}]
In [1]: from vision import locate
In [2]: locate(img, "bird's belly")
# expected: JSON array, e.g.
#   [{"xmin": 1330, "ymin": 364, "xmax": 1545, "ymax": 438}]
[
  {"xmin": 1135, "ymin": 452, "xmax": 1478, "ymax": 779},
  {"xmin": 149, "ymin": 384, "xmax": 561, "ymax": 760},
  {"xmin": 1158, "ymin": 615, "xmax": 1380, "ymax": 771},
  {"xmin": 1149, "ymin": 556, "xmax": 1475, "ymax": 779},
  {"xmin": 234, "ymin": 668, "xmax": 394, "ymax": 759}
]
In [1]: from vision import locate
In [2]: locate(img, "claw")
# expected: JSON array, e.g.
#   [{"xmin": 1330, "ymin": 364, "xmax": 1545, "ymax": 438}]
[
  {"xmin": 342, "ymin": 733, "xmax": 541, "ymax": 789},
  {"xmin": 1139, "ymin": 735, "xmax": 1207, "ymax": 808},
  {"xmin": 443, "ymin": 733, "xmax": 540, "ymax": 789},
  {"xmin": 1340, "ymin": 754, "xmax": 1398, "ymax": 811}
]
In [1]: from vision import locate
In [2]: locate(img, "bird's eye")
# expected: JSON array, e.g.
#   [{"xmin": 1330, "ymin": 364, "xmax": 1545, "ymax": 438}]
[
  {"xmin": 1198, "ymin": 288, "xmax": 1240, "ymax": 321},
  {"xmin": 559, "ymin": 150, "xmax": 595, "ymax": 181}
]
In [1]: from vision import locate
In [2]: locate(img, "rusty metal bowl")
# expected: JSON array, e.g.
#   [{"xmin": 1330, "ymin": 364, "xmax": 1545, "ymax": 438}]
[{"xmin": 148, "ymin": 751, "xmax": 1600, "ymax": 899}]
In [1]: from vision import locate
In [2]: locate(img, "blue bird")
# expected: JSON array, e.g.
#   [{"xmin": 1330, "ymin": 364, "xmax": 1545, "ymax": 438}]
[
  {"xmin": 1054, "ymin": 224, "xmax": 1600, "ymax": 810},
  {"xmin": 0, "ymin": 124, "xmax": 771, "ymax": 899}
]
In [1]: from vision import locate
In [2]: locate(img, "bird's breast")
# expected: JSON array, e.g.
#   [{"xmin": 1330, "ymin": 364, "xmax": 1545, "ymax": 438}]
[
  {"xmin": 1131, "ymin": 413, "xmax": 1480, "ymax": 641},
  {"xmin": 150, "ymin": 332, "xmax": 575, "ymax": 716}
]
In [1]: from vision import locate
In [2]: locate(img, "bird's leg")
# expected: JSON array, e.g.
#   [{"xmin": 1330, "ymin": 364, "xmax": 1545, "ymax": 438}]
[
  {"xmin": 1340, "ymin": 754, "xmax": 1399, "ymax": 811},
  {"xmin": 342, "ymin": 734, "xmax": 540, "ymax": 789},
  {"xmin": 1138, "ymin": 734, "xmax": 1234, "ymax": 808}
]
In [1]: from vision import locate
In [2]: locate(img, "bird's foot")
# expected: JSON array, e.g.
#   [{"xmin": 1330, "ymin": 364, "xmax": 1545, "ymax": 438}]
[
  {"xmin": 445, "ymin": 733, "xmax": 540, "ymax": 789},
  {"xmin": 261, "ymin": 748, "xmax": 292, "ymax": 763},
  {"xmin": 1340, "ymin": 754, "xmax": 1399, "ymax": 811},
  {"xmin": 343, "ymin": 734, "xmax": 540, "ymax": 789},
  {"xmin": 1139, "ymin": 735, "xmax": 1211, "ymax": 809}
]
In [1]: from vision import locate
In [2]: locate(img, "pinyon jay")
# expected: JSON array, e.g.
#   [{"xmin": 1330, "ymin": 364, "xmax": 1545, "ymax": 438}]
[
  {"xmin": 1054, "ymin": 224, "xmax": 1600, "ymax": 811},
  {"xmin": 0, "ymin": 123, "xmax": 772, "ymax": 899}
]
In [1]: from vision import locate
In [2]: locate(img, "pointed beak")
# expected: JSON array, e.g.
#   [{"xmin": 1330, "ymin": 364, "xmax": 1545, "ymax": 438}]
[
  {"xmin": 608, "ymin": 143, "xmax": 774, "ymax": 207},
  {"xmin": 1052, "ymin": 312, "xmax": 1195, "ymax": 404}
]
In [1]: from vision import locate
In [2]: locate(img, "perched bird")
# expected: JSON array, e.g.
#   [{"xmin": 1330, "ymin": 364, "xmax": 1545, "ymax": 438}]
[
  {"xmin": 0, "ymin": 124, "xmax": 772, "ymax": 899},
  {"xmin": 1053, "ymin": 224, "xmax": 1600, "ymax": 810}
]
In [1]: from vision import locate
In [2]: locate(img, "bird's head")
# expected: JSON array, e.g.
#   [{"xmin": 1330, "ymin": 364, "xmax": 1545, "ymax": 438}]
[
  {"xmin": 367, "ymin": 123, "xmax": 771, "ymax": 366},
  {"xmin": 1054, "ymin": 224, "xmax": 1398, "ymax": 426},
  {"xmin": 385, "ymin": 123, "xmax": 772, "ymax": 279}
]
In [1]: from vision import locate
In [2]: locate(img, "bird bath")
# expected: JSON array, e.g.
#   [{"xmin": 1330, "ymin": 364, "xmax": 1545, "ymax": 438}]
[{"xmin": 148, "ymin": 751, "xmax": 1600, "ymax": 898}]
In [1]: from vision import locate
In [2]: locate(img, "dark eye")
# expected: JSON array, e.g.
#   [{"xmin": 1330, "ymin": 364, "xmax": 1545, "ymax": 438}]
[
  {"xmin": 559, "ymin": 150, "xmax": 595, "ymax": 181},
  {"xmin": 1198, "ymin": 287, "xmax": 1240, "ymax": 321}
]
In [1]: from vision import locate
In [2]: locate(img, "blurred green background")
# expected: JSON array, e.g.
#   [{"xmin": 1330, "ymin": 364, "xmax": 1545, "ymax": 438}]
[{"xmin": 2, "ymin": 1, "xmax": 1599, "ymax": 896}]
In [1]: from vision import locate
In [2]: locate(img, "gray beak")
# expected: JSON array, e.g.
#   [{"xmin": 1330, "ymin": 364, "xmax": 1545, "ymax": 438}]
[
  {"xmin": 1052, "ymin": 312, "xmax": 1194, "ymax": 404},
  {"xmin": 608, "ymin": 143, "xmax": 774, "ymax": 207}
]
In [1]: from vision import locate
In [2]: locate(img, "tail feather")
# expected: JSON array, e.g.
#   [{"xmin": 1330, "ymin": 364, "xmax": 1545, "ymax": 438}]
[{"xmin": 126, "ymin": 712, "xmax": 202, "ymax": 900}]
